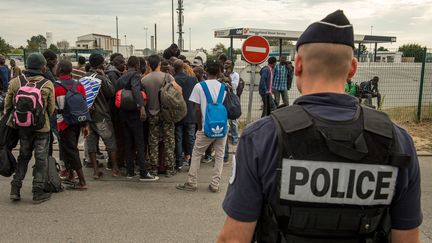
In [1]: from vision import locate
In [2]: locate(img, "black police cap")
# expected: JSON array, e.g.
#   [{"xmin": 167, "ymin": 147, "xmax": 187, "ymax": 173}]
[{"xmin": 296, "ymin": 10, "xmax": 355, "ymax": 51}]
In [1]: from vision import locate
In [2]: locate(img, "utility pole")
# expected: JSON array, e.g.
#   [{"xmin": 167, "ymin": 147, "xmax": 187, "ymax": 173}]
[
  {"xmin": 116, "ymin": 16, "xmax": 119, "ymax": 53},
  {"xmin": 189, "ymin": 27, "xmax": 191, "ymax": 51},
  {"xmin": 144, "ymin": 27, "xmax": 148, "ymax": 50},
  {"xmin": 154, "ymin": 23, "xmax": 157, "ymax": 53},
  {"xmin": 171, "ymin": 0, "xmax": 175, "ymax": 43},
  {"xmin": 177, "ymin": 0, "xmax": 184, "ymax": 51},
  {"xmin": 124, "ymin": 35, "xmax": 127, "ymax": 57}
]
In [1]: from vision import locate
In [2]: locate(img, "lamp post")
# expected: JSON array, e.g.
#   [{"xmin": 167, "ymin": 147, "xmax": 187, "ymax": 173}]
[{"xmin": 144, "ymin": 26, "xmax": 148, "ymax": 49}]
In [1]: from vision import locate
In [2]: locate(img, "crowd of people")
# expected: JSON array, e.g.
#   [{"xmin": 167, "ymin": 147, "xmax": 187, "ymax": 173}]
[{"xmin": 1, "ymin": 43, "xmax": 241, "ymax": 203}]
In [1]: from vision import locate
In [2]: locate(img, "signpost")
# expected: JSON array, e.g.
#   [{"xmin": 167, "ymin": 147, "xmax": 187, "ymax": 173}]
[{"xmin": 241, "ymin": 36, "xmax": 270, "ymax": 123}]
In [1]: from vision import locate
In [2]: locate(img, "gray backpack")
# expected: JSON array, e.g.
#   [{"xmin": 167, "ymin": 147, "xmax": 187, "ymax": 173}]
[
  {"xmin": 44, "ymin": 156, "xmax": 63, "ymax": 193},
  {"xmin": 159, "ymin": 74, "xmax": 187, "ymax": 123}
]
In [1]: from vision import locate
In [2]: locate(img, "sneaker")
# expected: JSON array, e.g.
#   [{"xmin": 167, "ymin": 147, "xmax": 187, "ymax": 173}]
[
  {"xmin": 59, "ymin": 169, "xmax": 69, "ymax": 180},
  {"xmin": 208, "ymin": 184, "xmax": 220, "ymax": 193},
  {"xmin": 33, "ymin": 192, "xmax": 51, "ymax": 204},
  {"xmin": 202, "ymin": 155, "xmax": 213, "ymax": 164},
  {"xmin": 139, "ymin": 172, "xmax": 159, "ymax": 182},
  {"xmin": 10, "ymin": 186, "xmax": 21, "ymax": 201},
  {"xmin": 176, "ymin": 182, "xmax": 198, "ymax": 192},
  {"xmin": 126, "ymin": 173, "xmax": 136, "ymax": 179},
  {"xmin": 182, "ymin": 161, "xmax": 190, "ymax": 167}
]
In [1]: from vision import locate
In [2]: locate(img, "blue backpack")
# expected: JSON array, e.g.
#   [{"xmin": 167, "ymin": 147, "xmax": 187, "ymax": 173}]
[
  {"xmin": 58, "ymin": 82, "xmax": 91, "ymax": 125},
  {"xmin": 200, "ymin": 81, "xmax": 227, "ymax": 139}
]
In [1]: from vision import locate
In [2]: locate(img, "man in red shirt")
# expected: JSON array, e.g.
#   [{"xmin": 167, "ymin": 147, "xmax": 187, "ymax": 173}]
[{"xmin": 54, "ymin": 60, "xmax": 90, "ymax": 190}]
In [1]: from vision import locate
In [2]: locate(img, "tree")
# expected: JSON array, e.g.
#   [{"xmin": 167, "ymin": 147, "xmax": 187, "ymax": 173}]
[
  {"xmin": 49, "ymin": 44, "xmax": 59, "ymax": 53},
  {"xmin": 26, "ymin": 35, "xmax": 47, "ymax": 49},
  {"xmin": 0, "ymin": 36, "xmax": 12, "ymax": 55},
  {"xmin": 398, "ymin": 43, "xmax": 425, "ymax": 62},
  {"xmin": 377, "ymin": 46, "xmax": 389, "ymax": 51},
  {"xmin": 212, "ymin": 43, "xmax": 227, "ymax": 56}
]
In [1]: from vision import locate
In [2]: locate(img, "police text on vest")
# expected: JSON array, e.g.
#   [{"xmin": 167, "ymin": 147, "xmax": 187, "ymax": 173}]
[{"xmin": 280, "ymin": 159, "xmax": 398, "ymax": 205}]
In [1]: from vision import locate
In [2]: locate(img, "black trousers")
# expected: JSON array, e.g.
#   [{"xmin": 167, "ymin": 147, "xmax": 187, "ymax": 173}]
[
  {"xmin": 59, "ymin": 125, "xmax": 82, "ymax": 171},
  {"xmin": 123, "ymin": 118, "xmax": 147, "ymax": 176}
]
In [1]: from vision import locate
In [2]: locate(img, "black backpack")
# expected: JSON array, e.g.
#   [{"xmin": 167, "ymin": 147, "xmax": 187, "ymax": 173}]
[
  {"xmin": 44, "ymin": 156, "xmax": 63, "ymax": 193},
  {"xmin": 223, "ymin": 86, "xmax": 242, "ymax": 120},
  {"xmin": 58, "ymin": 81, "xmax": 91, "ymax": 125}
]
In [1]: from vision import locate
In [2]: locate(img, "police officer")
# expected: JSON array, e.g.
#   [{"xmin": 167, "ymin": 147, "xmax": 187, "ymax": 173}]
[{"xmin": 217, "ymin": 10, "xmax": 422, "ymax": 243}]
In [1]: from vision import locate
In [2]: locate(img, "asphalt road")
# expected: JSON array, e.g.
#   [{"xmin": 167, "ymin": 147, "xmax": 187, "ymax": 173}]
[{"xmin": 0, "ymin": 153, "xmax": 431, "ymax": 243}]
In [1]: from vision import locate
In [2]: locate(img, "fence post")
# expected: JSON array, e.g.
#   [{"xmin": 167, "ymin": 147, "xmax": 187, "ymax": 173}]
[{"xmin": 416, "ymin": 47, "xmax": 427, "ymax": 122}]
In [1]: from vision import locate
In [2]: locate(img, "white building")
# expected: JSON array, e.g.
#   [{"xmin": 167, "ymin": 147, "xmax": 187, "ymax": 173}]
[
  {"xmin": 375, "ymin": 51, "xmax": 403, "ymax": 63},
  {"xmin": 112, "ymin": 45, "xmax": 134, "ymax": 58},
  {"xmin": 46, "ymin": 32, "xmax": 53, "ymax": 47},
  {"xmin": 75, "ymin": 33, "xmax": 120, "ymax": 51}
]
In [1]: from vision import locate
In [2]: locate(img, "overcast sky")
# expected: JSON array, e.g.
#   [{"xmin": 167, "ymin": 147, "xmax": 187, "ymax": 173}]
[{"xmin": 1, "ymin": 0, "xmax": 432, "ymax": 51}]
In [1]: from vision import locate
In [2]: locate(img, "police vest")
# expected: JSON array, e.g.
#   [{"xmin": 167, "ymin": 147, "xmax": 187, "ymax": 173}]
[{"xmin": 255, "ymin": 105, "xmax": 411, "ymax": 243}]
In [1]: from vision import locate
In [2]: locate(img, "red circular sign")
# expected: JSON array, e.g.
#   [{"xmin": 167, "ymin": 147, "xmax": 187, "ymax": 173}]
[{"xmin": 241, "ymin": 36, "xmax": 270, "ymax": 64}]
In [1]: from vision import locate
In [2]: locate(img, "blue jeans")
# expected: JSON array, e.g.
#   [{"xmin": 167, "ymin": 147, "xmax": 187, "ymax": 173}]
[
  {"xmin": 230, "ymin": 120, "xmax": 238, "ymax": 143},
  {"xmin": 11, "ymin": 131, "xmax": 50, "ymax": 192},
  {"xmin": 175, "ymin": 123, "xmax": 196, "ymax": 167}
]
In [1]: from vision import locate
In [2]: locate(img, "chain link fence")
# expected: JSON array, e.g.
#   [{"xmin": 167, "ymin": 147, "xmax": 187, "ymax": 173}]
[{"xmin": 235, "ymin": 48, "xmax": 432, "ymax": 125}]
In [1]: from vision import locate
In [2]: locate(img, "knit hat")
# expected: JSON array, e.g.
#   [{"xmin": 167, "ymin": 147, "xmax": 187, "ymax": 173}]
[
  {"xmin": 27, "ymin": 53, "xmax": 47, "ymax": 69},
  {"xmin": 89, "ymin": 53, "xmax": 105, "ymax": 68},
  {"xmin": 296, "ymin": 10, "xmax": 354, "ymax": 51}
]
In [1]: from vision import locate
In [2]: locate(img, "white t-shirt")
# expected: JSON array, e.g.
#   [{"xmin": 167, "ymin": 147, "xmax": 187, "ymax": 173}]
[
  {"xmin": 230, "ymin": 72, "xmax": 240, "ymax": 94},
  {"xmin": 189, "ymin": 79, "xmax": 226, "ymax": 129}
]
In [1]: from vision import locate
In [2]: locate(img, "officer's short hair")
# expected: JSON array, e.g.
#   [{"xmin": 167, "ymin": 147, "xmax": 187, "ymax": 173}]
[{"xmin": 298, "ymin": 43, "xmax": 353, "ymax": 80}]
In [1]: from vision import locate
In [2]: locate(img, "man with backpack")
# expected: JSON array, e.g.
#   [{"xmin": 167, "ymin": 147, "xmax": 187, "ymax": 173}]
[
  {"xmin": 84, "ymin": 53, "xmax": 119, "ymax": 179},
  {"xmin": 116, "ymin": 56, "xmax": 158, "ymax": 181},
  {"xmin": 106, "ymin": 55, "xmax": 126, "ymax": 170},
  {"xmin": 54, "ymin": 60, "xmax": 90, "ymax": 190},
  {"xmin": 176, "ymin": 61, "xmax": 227, "ymax": 193},
  {"xmin": 5, "ymin": 53, "xmax": 55, "ymax": 204},
  {"xmin": 141, "ymin": 55, "xmax": 182, "ymax": 177}
]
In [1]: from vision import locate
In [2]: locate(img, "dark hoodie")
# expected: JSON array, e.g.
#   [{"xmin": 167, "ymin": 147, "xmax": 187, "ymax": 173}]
[{"xmin": 106, "ymin": 65, "xmax": 123, "ymax": 87}]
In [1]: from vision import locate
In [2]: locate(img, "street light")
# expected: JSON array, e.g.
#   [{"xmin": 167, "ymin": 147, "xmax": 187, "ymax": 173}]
[{"xmin": 144, "ymin": 27, "xmax": 148, "ymax": 50}]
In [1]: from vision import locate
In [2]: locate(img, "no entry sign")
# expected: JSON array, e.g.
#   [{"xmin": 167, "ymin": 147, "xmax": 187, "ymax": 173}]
[{"xmin": 241, "ymin": 36, "xmax": 270, "ymax": 64}]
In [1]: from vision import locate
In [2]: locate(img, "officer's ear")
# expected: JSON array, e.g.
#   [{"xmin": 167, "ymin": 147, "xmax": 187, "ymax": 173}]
[
  {"xmin": 294, "ymin": 54, "xmax": 303, "ymax": 77},
  {"xmin": 347, "ymin": 57, "xmax": 358, "ymax": 81}
]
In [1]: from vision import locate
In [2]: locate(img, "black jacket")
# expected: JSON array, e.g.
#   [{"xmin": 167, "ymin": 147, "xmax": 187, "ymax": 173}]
[
  {"xmin": 174, "ymin": 72, "xmax": 198, "ymax": 124},
  {"xmin": 116, "ymin": 68, "xmax": 145, "ymax": 120}
]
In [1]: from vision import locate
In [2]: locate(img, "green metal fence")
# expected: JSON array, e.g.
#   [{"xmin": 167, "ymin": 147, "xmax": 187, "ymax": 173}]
[{"xmin": 235, "ymin": 47, "xmax": 432, "ymax": 125}]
